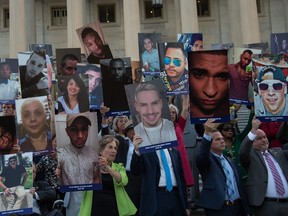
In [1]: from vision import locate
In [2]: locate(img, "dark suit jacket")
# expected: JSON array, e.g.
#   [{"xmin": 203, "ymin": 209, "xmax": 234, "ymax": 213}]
[
  {"xmin": 239, "ymin": 136, "xmax": 288, "ymax": 206},
  {"xmin": 196, "ymin": 137, "xmax": 250, "ymax": 213},
  {"xmin": 34, "ymin": 180, "xmax": 57, "ymax": 215},
  {"xmin": 131, "ymin": 149, "xmax": 188, "ymax": 216}
]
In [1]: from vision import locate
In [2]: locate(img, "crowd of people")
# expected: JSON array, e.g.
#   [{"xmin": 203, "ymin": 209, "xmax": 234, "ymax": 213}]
[{"xmin": 0, "ymin": 22, "xmax": 288, "ymax": 216}]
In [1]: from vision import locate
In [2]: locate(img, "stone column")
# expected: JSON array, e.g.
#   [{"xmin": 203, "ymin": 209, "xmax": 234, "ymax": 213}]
[
  {"xmin": 239, "ymin": 0, "xmax": 260, "ymax": 44},
  {"xmin": 123, "ymin": 0, "xmax": 140, "ymax": 61},
  {"xmin": 66, "ymin": 0, "xmax": 87, "ymax": 49},
  {"xmin": 9, "ymin": 0, "xmax": 35, "ymax": 57},
  {"xmin": 227, "ymin": 0, "xmax": 243, "ymax": 46},
  {"xmin": 179, "ymin": 0, "xmax": 199, "ymax": 33}
]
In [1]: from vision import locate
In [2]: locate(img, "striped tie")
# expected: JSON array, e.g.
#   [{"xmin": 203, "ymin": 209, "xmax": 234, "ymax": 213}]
[
  {"xmin": 263, "ymin": 152, "xmax": 285, "ymax": 196},
  {"xmin": 220, "ymin": 157, "xmax": 235, "ymax": 200}
]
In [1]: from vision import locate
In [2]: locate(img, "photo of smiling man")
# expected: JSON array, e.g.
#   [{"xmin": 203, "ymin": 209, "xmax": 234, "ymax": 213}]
[
  {"xmin": 253, "ymin": 64, "xmax": 288, "ymax": 121},
  {"xmin": 158, "ymin": 43, "xmax": 189, "ymax": 95},
  {"xmin": 125, "ymin": 79, "xmax": 177, "ymax": 153}
]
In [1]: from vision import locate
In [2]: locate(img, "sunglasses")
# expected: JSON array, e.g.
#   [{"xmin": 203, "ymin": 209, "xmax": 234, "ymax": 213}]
[
  {"xmin": 222, "ymin": 127, "xmax": 234, "ymax": 131},
  {"xmin": 258, "ymin": 81, "xmax": 284, "ymax": 91},
  {"xmin": 163, "ymin": 57, "xmax": 182, "ymax": 67},
  {"xmin": 9, "ymin": 160, "xmax": 16, "ymax": 163}
]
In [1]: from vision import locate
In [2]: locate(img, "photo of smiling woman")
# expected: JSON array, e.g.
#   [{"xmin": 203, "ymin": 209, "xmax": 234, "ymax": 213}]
[
  {"xmin": 15, "ymin": 96, "xmax": 52, "ymax": 153},
  {"xmin": 57, "ymin": 74, "xmax": 89, "ymax": 114}
]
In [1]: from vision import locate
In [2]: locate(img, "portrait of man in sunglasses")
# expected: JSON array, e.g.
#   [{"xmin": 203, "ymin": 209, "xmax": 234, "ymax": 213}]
[
  {"xmin": 255, "ymin": 65, "xmax": 288, "ymax": 117},
  {"xmin": 160, "ymin": 43, "xmax": 188, "ymax": 95}
]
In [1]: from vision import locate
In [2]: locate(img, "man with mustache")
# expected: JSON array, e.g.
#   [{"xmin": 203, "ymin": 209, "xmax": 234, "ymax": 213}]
[
  {"xmin": 134, "ymin": 82, "xmax": 177, "ymax": 148},
  {"xmin": 161, "ymin": 43, "xmax": 188, "ymax": 93}
]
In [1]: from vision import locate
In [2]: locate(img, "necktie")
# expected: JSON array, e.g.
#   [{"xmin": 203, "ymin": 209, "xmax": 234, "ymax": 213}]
[
  {"xmin": 263, "ymin": 152, "xmax": 285, "ymax": 196},
  {"xmin": 220, "ymin": 157, "xmax": 235, "ymax": 200},
  {"xmin": 160, "ymin": 149, "xmax": 172, "ymax": 191}
]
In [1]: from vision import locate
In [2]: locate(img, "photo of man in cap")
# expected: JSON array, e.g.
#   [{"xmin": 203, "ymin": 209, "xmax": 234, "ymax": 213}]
[
  {"xmin": 57, "ymin": 112, "xmax": 99, "ymax": 188},
  {"xmin": 255, "ymin": 65, "xmax": 288, "ymax": 117}
]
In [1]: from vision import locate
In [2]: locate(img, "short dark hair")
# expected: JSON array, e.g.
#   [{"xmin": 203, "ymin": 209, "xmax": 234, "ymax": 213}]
[
  {"xmin": 31, "ymin": 50, "xmax": 46, "ymax": 60},
  {"xmin": 191, "ymin": 34, "xmax": 203, "ymax": 46},
  {"xmin": 165, "ymin": 43, "xmax": 186, "ymax": 57},
  {"xmin": 109, "ymin": 58, "xmax": 125, "ymax": 68},
  {"xmin": 8, "ymin": 156, "xmax": 17, "ymax": 162},
  {"xmin": 81, "ymin": 27, "xmax": 101, "ymax": 41},
  {"xmin": 60, "ymin": 54, "xmax": 79, "ymax": 69},
  {"xmin": 242, "ymin": 49, "xmax": 253, "ymax": 55}
]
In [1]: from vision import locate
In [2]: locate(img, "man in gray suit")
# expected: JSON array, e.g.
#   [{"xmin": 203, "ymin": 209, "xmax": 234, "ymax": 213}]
[{"xmin": 239, "ymin": 117, "xmax": 288, "ymax": 216}]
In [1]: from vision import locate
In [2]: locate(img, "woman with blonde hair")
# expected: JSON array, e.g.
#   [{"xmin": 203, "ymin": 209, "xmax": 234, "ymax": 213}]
[
  {"xmin": 19, "ymin": 97, "xmax": 52, "ymax": 152},
  {"xmin": 79, "ymin": 135, "xmax": 136, "ymax": 216}
]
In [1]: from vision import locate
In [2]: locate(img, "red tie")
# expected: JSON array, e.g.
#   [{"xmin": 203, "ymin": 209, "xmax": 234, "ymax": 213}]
[{"xmin": 263, "ymin": 152, "xmax": 285, "ymax": 196}]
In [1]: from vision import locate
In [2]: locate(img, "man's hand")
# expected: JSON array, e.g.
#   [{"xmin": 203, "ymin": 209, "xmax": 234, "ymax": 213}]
[
  {"xmin": 55, "ymin": 166, "xmax": 61, "ymax": 178},
  {"xmin": 251, "ymin": 116, "xmax": 261, "ymax": 135},
  {"xmin": 203, "ymin": 118, "xmax": 218, "ymax": 135},
  {"xmin": 36, "ymin": 77, "xmax": 48, "ymax": 90},
  {"xmin": 100, "ymin": 106, "xmax": 110, "ymax": 125},
  {"xmin": 29, "ymin": 187, "xmax": 35, "ymax": 195},
  {"xmin": 4, "ymin": 188, "xmax": 11, "ymax": 196},
  {"xmin": 133, "ymin": 135, "xmax": 143, "ymax": 152}
]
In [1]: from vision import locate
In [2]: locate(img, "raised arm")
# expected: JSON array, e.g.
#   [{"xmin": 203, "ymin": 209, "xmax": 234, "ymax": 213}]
[{"xmin": 239, "ymin": 117, "xmax": 261, "ymax": 168}]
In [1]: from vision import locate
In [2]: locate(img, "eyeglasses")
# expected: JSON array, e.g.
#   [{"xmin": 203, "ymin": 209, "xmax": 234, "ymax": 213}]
[
  {"xmin": 9, "ymin": 160, "xmax": 16, "ymax": 163},
  {"xmin": 163, "ymin": 57, "xmax": 182, "ymax": 67},
  {"xmin": 258, "ymin": 81, "xmax": 285, "ymax": 91},
  {"xmin": 222, "ymin": 127, "xmax": 234, "ymax": 131}
]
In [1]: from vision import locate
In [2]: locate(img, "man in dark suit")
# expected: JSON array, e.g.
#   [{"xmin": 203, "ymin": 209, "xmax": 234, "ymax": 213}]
[
  {"xmin": 131, "ymin": 135, "xmax": 189, "ymax": 216},
  {"xmin": 239, "ymin": 117, "xmax": 288, "ymax": 216},
  {"xmin": 196, "ymin": 119, "xmax": 250, "ymax": 216}
]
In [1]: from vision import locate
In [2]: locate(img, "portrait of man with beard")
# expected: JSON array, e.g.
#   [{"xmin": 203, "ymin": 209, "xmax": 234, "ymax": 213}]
[{"xmin": 228, "ymin": 49, "xmax": 253, "ymax": 103}]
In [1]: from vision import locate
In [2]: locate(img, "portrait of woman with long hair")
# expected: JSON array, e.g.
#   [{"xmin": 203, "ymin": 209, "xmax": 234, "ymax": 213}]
[{"xmin": 58, "ymin": 74, "xmax": 89, "ymax": 114}]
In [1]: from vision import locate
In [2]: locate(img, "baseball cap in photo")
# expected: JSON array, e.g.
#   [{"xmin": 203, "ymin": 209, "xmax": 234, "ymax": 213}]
[
  {"xmin": 66, "ymin": 112, "xmax": 91, "ymax": 127},
  {"xmin": 257, "ymin": 65, "xmax": 286, "ymax": 83}
]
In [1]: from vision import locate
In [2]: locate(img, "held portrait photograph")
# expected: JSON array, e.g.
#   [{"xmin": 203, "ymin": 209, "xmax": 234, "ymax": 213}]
[
  {"xmin": 76, "ymin": 21, "xmax": 113, "ymax": 65},
  {"xmin": 55, "ymin": 112, "xmax": 101, "ymax": 192},
  {"xmin": 18, "ymin": 51, "xmax": 50, "ymax": 99},
  {"xmin": 138, "ymin": 33, "xmax": 162, "ymax": 76},
  {"xmin": 125, "ymin": 79, "xmax": 177, "ymax": 153},
  {"xmin": 188, "ymin": 50, "xmax": 230, "ymax": 123},
  {"xmin": 15, "ymin": 96, "xmax": 53, "ymax": 155},
  {"xmin": 100, "ymin": 58, "xmax": 132, "ymax": 116},
  {"xmin": 0, "ymin": 152, "xmax": 33, "ymax": 215},
  {"xmin": 252, "ymin": 55, "xmax": 288, "ymax": 122},
  {"xmin": 158, "ymin": 42, "xmax": 189, "ymax": 95}
]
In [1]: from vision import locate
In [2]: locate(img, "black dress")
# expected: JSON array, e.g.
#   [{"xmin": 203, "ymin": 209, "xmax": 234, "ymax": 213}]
[{"xmin": 91, "ymin": 173, "xmax": 119, "ymax": 216}]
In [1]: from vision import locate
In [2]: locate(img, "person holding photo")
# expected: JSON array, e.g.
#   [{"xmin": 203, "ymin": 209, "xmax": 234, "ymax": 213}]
[{"xmin": 79, "ymin": 135, "xmax": 136, "ymax": 216}]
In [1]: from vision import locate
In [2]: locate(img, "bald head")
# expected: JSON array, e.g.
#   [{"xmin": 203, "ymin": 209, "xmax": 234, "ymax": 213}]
[{"xmin": 252, "ymin": 129, "xmax": 269, "ymax": 151}]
